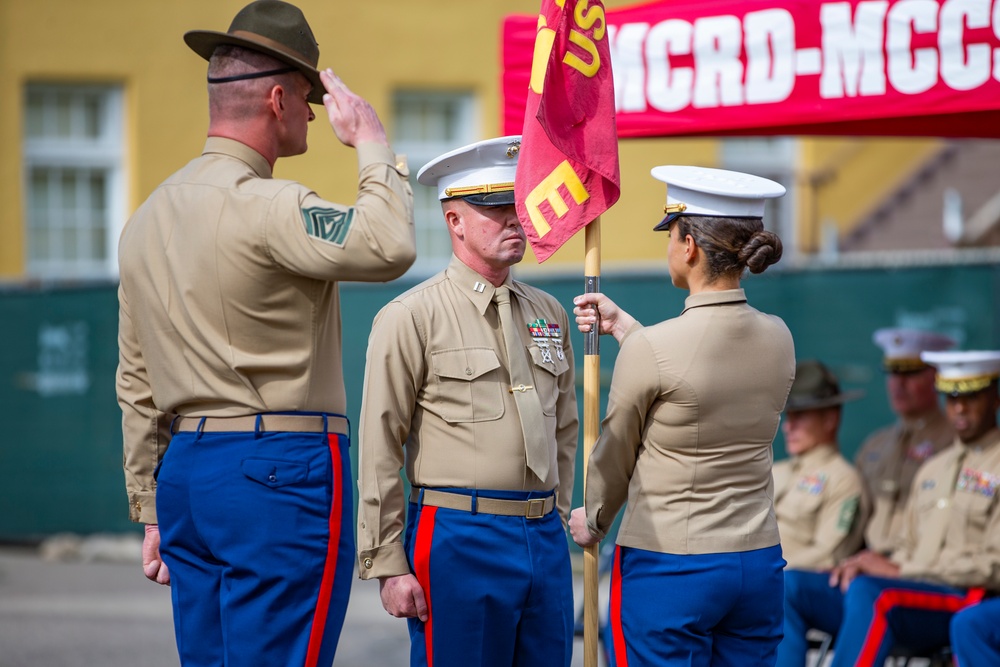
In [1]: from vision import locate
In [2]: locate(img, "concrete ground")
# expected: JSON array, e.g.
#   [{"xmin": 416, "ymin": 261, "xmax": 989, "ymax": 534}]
[
  {"xmin": 2, "ymin": 539, "xmax": 936, "ymax": 667},
  {"xmin": 0, "ymin": 538, "xmax": 604, "ymax": 667}
]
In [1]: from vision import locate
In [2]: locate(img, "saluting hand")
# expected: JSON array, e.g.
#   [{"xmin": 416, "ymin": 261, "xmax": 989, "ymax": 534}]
[
  {"xmin": 573, "ymin": 293, "xmax": 637, "ymax": 344},
  {"xmin": 142, "ymin": 524, "xmax": 171, "ymax": 586},
  {"xmin": 379, "ymin": 573, "xmax": 429, "ymax": 622},
  {"xmin": 569, "ymin": 507, "xmax": 601, "ymax": 548},
  {"xmin": 320, "ymin": 69, "xmax": 389, "ymax": 149}
]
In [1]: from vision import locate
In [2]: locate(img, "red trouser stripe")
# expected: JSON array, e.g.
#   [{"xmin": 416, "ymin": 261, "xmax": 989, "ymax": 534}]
[
  {"xmin": 414, "ymin": 506, "xmax": 438, "ymax": 667},
  {"xmin": 952, "ymin": 588, "xmax": 987, "ymax": 667},
  {"xmin": 610, "ymin": 545, "xmax": 629, "ymax": 667},
  {"xmin": 303, "ymin": 434, "xmax": 344, "ymax": 667},
  {"xmin": 856, "ymin": 586, "xmax": 985, "ymax": 667}
]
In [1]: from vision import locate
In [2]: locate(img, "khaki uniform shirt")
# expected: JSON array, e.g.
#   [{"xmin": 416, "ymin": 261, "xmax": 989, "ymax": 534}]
[
  {"xmin": 357, "ymin": 256, "xmax": 578, "ymax": 579},
  {"xmin": 773, "ymin": 443, "xmax": 869, "ymax": 570},
  {"xmin": 117, "ymin": 137, "xmax": 415, "ymax": 523},
  {"xmin": 893, "ymin": 428, "xmax": 1000, "ymax": 589},
  {"xmin": 855, "ymin": 409, "xmax": 953, "ymax": 554},
  {"xmin": 584, "ymin": 289, "xmax": 795, "ymax": 554}
]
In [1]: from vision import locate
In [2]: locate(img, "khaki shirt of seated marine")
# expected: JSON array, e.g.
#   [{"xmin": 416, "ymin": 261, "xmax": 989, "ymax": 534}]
[
  {"xmin": 854, "ymin": 409, "xmax": 954, "ymax": 555},
  {"xmin": 773, "ymin": 443, "xmax": 869, "ymax": 570},
  {"xmin": 893, "ymin": 428, "xmax": 1000, "ymax": 589}
]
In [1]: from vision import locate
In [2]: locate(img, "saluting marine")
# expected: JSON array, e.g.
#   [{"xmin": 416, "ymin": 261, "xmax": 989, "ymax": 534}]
[{"xmin": 116, "ymin": 2, "xmax": 415, "ymax": 664}]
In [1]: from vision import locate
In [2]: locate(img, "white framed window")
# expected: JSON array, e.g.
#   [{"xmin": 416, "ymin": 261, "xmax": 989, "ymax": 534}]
[
  {"xmin": 392, "ymin": 90, "xmax": 477, "ymax": 276},
  {"xmin": 23, "ymin": 83, "xmax": 126, "ymax": 280},
  {"xmin": 721, "ymin": 137, "xmax": 797, "ymax": 256}
]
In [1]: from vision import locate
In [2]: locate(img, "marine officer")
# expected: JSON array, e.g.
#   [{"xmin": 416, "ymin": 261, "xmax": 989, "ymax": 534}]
[{"xmin": 357, "ymin": 136, "xmax": 578, "ymax": 667}]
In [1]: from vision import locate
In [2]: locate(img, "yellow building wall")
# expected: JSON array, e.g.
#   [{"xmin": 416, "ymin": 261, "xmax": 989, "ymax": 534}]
[
  {"xmin": 797, "ymin": 137, "xmax": 942, "ymax": 251},
  {"xmin": 0, "ymin": 0, "xmax": 945, "ymax": 279}
]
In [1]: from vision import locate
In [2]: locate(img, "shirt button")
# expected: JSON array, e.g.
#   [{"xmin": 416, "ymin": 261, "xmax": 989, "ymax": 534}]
[
  {"xmin": 465, "ymin": 368, "xmax": 473, "ymax": 376},
  {"xmin": 364, "ymin": 558, "xmax": 373, "ymax": 569},
  {"xmin": 937, "ymin": 498, "xmax": 949, "ymax": 509}
]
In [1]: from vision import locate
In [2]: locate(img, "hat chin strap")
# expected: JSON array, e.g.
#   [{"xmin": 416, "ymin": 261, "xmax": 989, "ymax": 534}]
[{"xmin": 208, "ymin": 66, "xmax": 297, "ymax": 84}]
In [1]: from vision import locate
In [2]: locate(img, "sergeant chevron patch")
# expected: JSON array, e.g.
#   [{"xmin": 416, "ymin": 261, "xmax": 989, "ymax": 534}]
[{"xmin": 301, "ymin": 206, "xmax": 354, "ymax": 246}]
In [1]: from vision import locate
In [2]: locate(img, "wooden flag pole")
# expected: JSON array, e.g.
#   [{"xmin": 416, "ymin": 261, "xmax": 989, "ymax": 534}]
[{"xmin": 582, "ymin": 215, "xmax": 602, "ymax": 667}]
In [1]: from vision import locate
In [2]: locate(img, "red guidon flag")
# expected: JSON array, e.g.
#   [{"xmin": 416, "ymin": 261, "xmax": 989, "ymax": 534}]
[{"xmin": 515, "ymin": 0, "xmax": 621, "ymax": 263}]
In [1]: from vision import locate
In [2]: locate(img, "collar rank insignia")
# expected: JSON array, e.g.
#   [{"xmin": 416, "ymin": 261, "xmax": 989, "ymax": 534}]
[{"xmin": 957, "ymin": 468, "xmax": 1000, "ymax": 498}]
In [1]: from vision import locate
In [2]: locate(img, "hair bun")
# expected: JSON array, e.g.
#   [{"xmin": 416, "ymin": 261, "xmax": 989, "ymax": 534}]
[{"xmin": 740, "ymin": 230, "xmax": 783, "ymax": 274}]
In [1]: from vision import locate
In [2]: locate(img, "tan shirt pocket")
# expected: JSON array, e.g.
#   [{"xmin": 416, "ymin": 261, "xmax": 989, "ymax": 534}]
[
  {"xmin": 430, "ymin": 347, "xmax": 504, "ymax": 423},
  {"xmin": 528, "ymin": 346, "xmax": 570, "ymax": 416}
]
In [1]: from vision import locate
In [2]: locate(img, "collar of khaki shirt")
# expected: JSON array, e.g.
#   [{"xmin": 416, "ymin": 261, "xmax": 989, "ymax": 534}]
[
  {"xmin": 898, "ymin": 407, "xmax": 947, "ymax": 432},
  {"xmin": 445, "ymin": 254, "xmax": 543, "ymax": 316},
  {"xmin": 790, "ymin": 442, "xmax": 840, "ymax": 470},
  {"xmin": 681, "ymin": 288, "xmax": 747, "ymax": 314},
  {"xmin": 958, "ymin": 426, "xmax": 1000, "ymax": 454},
  {"xmin": 202, "ymin": 136, "xmax": 273, "ymax": 179}
]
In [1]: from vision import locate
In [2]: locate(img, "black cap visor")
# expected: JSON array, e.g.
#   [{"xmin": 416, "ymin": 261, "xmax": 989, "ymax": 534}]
[
  {"xmin": 460, "ymin": 191, "xmax": 516, "ymax": 207},
  {"xmin": 653, "ymin": 211, "xmax": 684, "ymax": 231}
]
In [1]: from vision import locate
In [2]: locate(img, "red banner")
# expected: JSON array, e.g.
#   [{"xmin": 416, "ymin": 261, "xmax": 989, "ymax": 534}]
[
  {"xmin": 503, "ymin": 0, "xmax": 1000, "ymax": 138},
  {"xmin": 515, "ymin": 0, "xmax": 621, "ymax": 263}
]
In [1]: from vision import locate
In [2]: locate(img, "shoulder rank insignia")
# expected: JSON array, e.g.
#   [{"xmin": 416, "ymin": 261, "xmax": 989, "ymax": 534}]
[
  {"xmin": 837, "ymin": 496, "xmax": 860, "ymax": 531},
  {"xmin": 528, "ymin": 319, "xmax": 564, "ymax": 363},
  {"xmin": 301, "ymin": 206, "xmax": 354, "ymax": 246}
]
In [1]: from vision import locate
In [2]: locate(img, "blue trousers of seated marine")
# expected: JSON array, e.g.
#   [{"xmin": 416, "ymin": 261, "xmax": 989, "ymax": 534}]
[
  {"xmin": 951, "ymin": 597, "xmax": 1000, "ymax": 666},
  {"xmin": 156, "ymin": 422, "xmax": 354, "ymax": 667},
  {"xmin": 607, "ymin": 544, "xmax": 785, "ymax": 667},
  {"xmin": 404, "ymin": 488, "xmax": 574, "ymax": 667},
  {"xmin": 778, "ymin": 569, "xmax": 970, "ymax": 667}
]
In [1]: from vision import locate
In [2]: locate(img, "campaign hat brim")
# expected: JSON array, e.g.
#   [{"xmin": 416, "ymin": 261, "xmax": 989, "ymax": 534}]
[{"xmin": 784, "ymin": 389, "xmax": 865, "ymax": 412}]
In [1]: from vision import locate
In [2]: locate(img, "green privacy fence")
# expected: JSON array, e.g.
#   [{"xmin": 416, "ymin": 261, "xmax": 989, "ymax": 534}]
[{"xmin": 1, "ymin": 260, "xmax": 997, "ymax": 539}]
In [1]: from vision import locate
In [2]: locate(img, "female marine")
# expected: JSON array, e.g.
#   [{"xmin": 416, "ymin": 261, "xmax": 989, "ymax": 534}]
[{"xmin": 570, "ymin": 165, "xmax": 795, "ymax": 667}]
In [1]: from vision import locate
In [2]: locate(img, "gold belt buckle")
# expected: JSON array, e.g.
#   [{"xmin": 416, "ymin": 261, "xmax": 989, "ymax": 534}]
[{"xmin": 525, "ymin": 498, "xmax": 546, "ymax": 519}]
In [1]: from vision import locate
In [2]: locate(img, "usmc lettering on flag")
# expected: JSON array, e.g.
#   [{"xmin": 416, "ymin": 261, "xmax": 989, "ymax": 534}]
[
  {"xmin": 502, "ymin": 0, "xmax": 1000, "ymax": 138},
  {"xmin": 515, "ymin": 0, "xmax": 620, "ymax": 263}
]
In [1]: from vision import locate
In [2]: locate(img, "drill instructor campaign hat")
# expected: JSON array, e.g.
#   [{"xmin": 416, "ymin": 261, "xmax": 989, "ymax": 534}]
[
  {"xmin": 184, "ymin": 0, "xmax": 324, "ymax": 104},
  {"xmin": 417, "ymin": 136, "xmax": 522, "ymax": 207},
  {"xmin": 784, "ymin": 360, "xmax": 865, "ymax": 413},
  {"xmin": 651, "ymin": 165, "xmax": 786, "ymax": 231}
]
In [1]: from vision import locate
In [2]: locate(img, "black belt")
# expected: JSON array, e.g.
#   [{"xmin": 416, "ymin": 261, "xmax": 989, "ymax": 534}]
[
  {"xmin": 172, "ymin": 414, "xmax": 349, "ymax": 436},
  {"xmin": 412, "ymin": 488, "xmax": 555, "ymax": 519}
]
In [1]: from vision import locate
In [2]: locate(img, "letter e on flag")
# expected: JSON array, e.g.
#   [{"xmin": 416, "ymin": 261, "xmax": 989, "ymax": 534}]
[{"xmin": 515, "ymin": 0, "xmax": 621, "ymax": 263}]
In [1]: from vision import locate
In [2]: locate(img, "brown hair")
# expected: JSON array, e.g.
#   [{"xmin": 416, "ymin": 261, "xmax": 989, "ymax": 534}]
[
  {"xmin": 674, "ymin": 215, "xmax": 783, "ymax": 281},
  {"xmin": 207, "ymin": 45, "xmax": 302, "ymax": 121}
]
